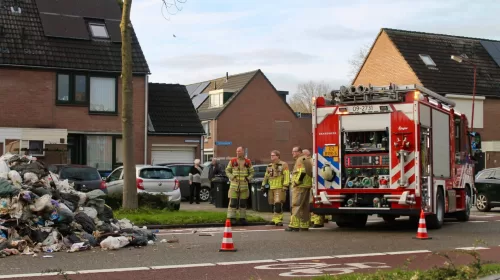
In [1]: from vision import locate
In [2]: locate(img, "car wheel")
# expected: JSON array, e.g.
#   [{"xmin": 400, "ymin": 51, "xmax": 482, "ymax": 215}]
[
  {"xmin": 476, "ymin": 193, "xmax": 491, "ymax": 212},
  {"xmin": 427, "ymin": 188, "xmax": 444, "ymax": 230},
  {"xmin": 199, "ymin": 187, "xmax": 210, "ymax": 202},
  {"xmin": 174, "ymin": 203, "xmax": 180, "ymax": 211}
]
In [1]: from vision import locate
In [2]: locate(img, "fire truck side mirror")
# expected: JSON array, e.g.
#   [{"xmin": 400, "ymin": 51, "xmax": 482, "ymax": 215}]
[{"xmin": 468, "ymin": 131, "xmax": 482, "ymax": 154}]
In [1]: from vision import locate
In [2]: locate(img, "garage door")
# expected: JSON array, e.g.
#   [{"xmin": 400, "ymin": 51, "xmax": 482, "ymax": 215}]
[{"xmin": 151, "ymin": 147, "xmax": 195, "ymax": 165}]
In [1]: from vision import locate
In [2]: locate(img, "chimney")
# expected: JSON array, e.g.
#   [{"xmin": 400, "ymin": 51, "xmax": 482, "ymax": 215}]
[{"xmin": 225, "ymin": 72, "xmax": 228, "ymax": 82}]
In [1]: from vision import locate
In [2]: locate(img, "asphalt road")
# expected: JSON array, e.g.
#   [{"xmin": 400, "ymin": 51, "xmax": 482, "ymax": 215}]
[{"xmin": 1, "ymin": 210, "xmax": 500, "ymax": 279}]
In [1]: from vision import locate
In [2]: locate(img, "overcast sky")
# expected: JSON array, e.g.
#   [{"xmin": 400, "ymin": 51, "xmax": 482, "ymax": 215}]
[{"xmin": 131, "ymin": 0, "xmax": 500, "ymax": 96}]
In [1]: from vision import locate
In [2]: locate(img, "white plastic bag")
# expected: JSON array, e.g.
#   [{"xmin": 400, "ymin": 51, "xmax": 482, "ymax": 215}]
[
  {"xmin": 8, "ymin": 170, "xmax": 22, "ymax": 186},
  {"xmin": 100, "ymin": 236, "xmax": 129, "ymax": 250},
  {"xmin": 0, "ymin": 160, "xmax": 9, "ymax": 174},
  {"xmin": 23, "ymin": 172, "xmax": 38, "ymax": 184},
  {"xmin": 82, "ymin": 207, "xmax": 98, "ymax": 219}
]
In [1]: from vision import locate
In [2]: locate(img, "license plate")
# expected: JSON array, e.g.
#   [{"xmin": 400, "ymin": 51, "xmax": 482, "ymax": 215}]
[
  {"xmin": 323, "ymin": 146, "xmax": 338, "ymax": 157},
  {"xmin": 350, "ymin": 105, "xmax": 375, "ymax": 113}
]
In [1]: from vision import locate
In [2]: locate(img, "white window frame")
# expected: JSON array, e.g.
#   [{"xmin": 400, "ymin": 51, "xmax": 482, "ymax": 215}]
[
  {"xmin": 202, "ymin": 121, "xmax": 211, "ymax": 138},
  {"xmin": 89, "ymin": 77, "xmax": 117, "ymax": 113},
  {"xmin": 419, "ymin": 54, "xmax": 436, "ymax": 67},
  {"xmin": 209, "ymin": 93, "xmax": 223, "ymax": 108},
  {"xmin": 89, "ymin": 23, "xmax": 109, "ymax": 39}
]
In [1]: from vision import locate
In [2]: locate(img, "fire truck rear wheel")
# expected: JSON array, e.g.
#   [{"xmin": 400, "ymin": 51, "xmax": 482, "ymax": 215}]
[
  {"xmin": 455, "ymin": 187, "xmax": 472, "ymax": 222},
  {"xmin": 426, "ymin": 188, "xmax": 444, "ymax": 230}
]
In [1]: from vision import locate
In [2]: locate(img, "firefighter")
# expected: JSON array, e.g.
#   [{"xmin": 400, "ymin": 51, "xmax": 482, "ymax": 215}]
[
  {"xmin": 261, "ymin": 150, "xmax": 290, "ymax": 226},
  {"xmin": 286, "ymin": 146, "xmax": 313, "ymax": 232},
  {"xmin": 225, "ymin": 146, "xmax": 255, "ymax": 226},
  {"xmin": 302, "ymin": 149, "xmax": 326, "ymax": 228}
]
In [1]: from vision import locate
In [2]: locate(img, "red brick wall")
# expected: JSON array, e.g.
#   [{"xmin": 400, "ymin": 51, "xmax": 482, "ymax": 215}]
[
  {"xmin": 353, "ymin": 31, "xmax": 421, "ymax": 86},
  {"xmin": 216, "ymin": 71, "xmax": 312, "ymax": 164},
  {"xmin": 147, "ymin": 135, "xmax": 202, "ymax": 164},
  {"xmin": 0, "ymin": 68, "xmax": 146, "ymax": 163}
]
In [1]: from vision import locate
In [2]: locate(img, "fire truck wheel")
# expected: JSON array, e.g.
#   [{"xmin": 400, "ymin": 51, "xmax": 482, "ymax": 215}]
[
  {"xmin": 455, "ymin": 187, "xmax": 472, "ymax": 221},
  {"xmin": 335, "ymin": 214, "xmax": 367, "ymax": 228},
  {"xmin": 426, "ymin": 188, "xmax": 444, "ymax": 230}
]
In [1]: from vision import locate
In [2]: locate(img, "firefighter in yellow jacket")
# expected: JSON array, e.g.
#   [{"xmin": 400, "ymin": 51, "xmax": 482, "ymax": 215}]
[
  {"xmin": 225, "ymin": 146, "xmax": 254, "ymax": 226},
  {"xmin": 303, "ymin": 149, "xmax": 325, "ymax": 228},
  {"xmin": 261, "ymin": 150, "xmax": 290, "ymax": 226},
  {"xmin": 286, "ymin": 146, "xmax": 313, "ymax": 232}
]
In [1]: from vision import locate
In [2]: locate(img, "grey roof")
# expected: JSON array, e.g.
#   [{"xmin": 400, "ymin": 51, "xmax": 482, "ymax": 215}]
[
  {"xmin": 382, "ymin": 28, "xmax": 500, "ymax": 97},
  {"xmin": 0, "ymin": 0, "xmax": 149, "ymax": 73},
  {"xmin": 187, "ymin": 70, "xmax": 259, "ymax": 120}
]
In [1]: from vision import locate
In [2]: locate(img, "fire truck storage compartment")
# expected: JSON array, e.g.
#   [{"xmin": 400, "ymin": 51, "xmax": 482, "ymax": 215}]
[
  {"xmin": 340, "ymin": 113, "xmax": 390, "ymax": 132},
  {"xmin": 430, "ymin": 108, "xmax": 451, "ymax": 178}
]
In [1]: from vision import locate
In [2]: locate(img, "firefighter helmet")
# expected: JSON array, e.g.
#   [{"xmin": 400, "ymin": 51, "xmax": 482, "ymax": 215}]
[{"xmin": 320, "ymin": 164, "xmax": 335, "ymax": 182}]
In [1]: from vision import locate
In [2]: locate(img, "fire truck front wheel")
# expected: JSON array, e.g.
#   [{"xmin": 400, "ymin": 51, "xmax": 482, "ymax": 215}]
[
  {"xmin": 426, "ymin": 188, "xmax": 445, "ymax": 230},
  {"xmin": 335, "ymin": 214, "xmax": 368, "ymax": 228}
]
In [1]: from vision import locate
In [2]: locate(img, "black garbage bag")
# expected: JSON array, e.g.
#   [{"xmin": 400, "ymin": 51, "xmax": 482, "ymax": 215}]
[
  {"xmin": 50, "ymin": 189, "xmax": 61, "ymax": 201},
  {"xmin": 62, "ymin": 200, "xmax": 76, "ymax": 212},
  {"xmin": 56, "ymin": 207, "xmax": 74, "ymax": 224},
  {"xmin": 56, "ymin": 223, "xmax": 72, "ymax": 236},
  {"xmin": 97, "ymin": 222, "xmax": 113, "ymax": 233},
  {"xmin": 60, "ymin": 193, "xmax": 80, "ymax": 210},
  {"xmin": 30, "ymin": 229, "xmax": 50, "ymax": 243},
  {"xmin": 31, "ymin": 187, "xmax": 51, "ymax": 198},
  {"xmin": 74, "ymin": 212, "xmax": 95, "ymax": 234},
  {"xmin": 81, "ymin": 232, "xmax": 97, "ymax": 247},
  {"xmin": 97, "ymin": 204, "xmax": 114, "ymax": 222},
  {"xmin": 10, "ymin": 161, "xmax": 49, "ymax": 178},
  {"xmin": 120, "ymin": 228, "xmax": 156, "ymax": 241},
  {"xmin": 0, "ymin": 178, "xmax": 20, "ymax": 198}
]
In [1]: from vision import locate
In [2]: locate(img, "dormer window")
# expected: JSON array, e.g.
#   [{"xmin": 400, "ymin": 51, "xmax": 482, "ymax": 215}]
[
  {"xmin": 419, "ymin": 54, "xmax": 436, "ymax": 67},
  {"xmin": 210, "ymin": 93, "xmax": 223, "ymax": 108},
  {"xmin": 89, "ymin": 23, "xmax": 109, "ymax": 39}
]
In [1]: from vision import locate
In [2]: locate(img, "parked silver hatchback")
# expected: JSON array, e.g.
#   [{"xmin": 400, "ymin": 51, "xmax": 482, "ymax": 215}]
[{"xmin": 105, "ymin": 165, "xmax": 181, "ymax": 210}]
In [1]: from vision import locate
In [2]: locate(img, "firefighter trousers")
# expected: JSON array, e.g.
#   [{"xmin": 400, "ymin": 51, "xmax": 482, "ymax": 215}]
[
  {"xmin": 289, "ymin": 187, "xmax": 311, "ymax": 229},
  {"xmin": 227, "ymin": 186, "xmax": 249, "ymax": 219},
  {"xmin": 268, "ymin": 188, "xmax": 286, "ymax": 224}
]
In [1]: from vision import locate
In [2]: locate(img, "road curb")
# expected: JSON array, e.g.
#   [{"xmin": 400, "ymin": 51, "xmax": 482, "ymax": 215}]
[{"xmin": 142, "ymin": 222, "xmax": 270, "ymax": 229}]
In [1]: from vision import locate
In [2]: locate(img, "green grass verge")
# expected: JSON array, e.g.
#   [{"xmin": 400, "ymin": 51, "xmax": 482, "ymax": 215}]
[
  {"xmin": 115, "ymin": 208, "xmax": 267, "ymax": 225},
  {"xmin": 312, "ymin": 263, "xmax": 500, "ymax": 280}
]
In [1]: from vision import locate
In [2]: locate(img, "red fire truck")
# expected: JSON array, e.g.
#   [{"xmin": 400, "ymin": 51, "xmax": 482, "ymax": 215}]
[{"xmin": 311, "ymin": 84, "xmax": 481, "ymax": 229}]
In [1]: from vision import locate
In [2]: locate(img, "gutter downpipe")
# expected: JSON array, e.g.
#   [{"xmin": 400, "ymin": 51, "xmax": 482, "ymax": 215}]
[{"xmin": 144, "ymin": 74, "xmax": 149, "ymax": 164}]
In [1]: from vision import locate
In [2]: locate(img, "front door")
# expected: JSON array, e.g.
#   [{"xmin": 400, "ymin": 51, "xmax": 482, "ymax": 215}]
[{"xmin": 67, "ymin": 134, "xmax": 84, "ymax": 165}]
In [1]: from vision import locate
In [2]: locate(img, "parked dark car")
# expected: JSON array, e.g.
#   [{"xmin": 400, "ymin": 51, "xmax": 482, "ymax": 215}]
[
  {"xmin": 474, "ymin": 167, "xmax": 500, "ymax": 212},
  {"xmin": 48, "ymin": 164, "xmax": 108, "ymax": 194}
]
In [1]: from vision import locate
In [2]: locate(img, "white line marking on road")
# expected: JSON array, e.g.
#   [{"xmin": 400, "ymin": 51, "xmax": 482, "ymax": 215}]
[
  {"xmin": 77, "ymin": 267, "xmax": 152, "ymax": 274},
  {"xmin": 469, "ymin": 221, "xmax": 488, "ymax": 223},
  {"xmin": 334, "ymin": 253, "xmax": 387, "ymax": 258},
  {"xmin": 151, "ymin": 263, "xmax": 215, "ymax": 269},
  {"xmin": 455, "ymin": 247, "xmax": 490, "ymax": 251},
  {"xmin": 277, "ymin": 256, "xmax": 336, "ymax": 262},
  {"xmin": 217, "ymin": 260, "xmax": 277, "ymax": 265},
  {"xmin": 0, "ymin": 273, "xmax": 65, "ymax": 279},
  {"xmin": 384, "ymin": 250, "xmax": 432, "ymax": 255}
]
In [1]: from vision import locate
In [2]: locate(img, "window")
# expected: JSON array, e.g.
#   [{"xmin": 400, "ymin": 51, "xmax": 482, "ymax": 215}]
[
  {"xmin": 203, "ymin": 153, "xmax": 213, "ymax": 162},
  {"xmin": 419, "ymin": 54, "xmax": 436, "ymax": 67},
  {"xmin": 203, "ymin": 121, "xmax": 211, "ymax": 137},
  {"xmin": 89, "ymin": 23, "xmax": 109, "ymax": 39},
  {"xmin": 28, "ymin": 140, "xmax": 44, "ymax": 156},
  {"xmin": 60, "ymin": 167, "xmax": 101, "ymax": 181},
  {"xmin": 57, "ymin": 74, "xmax": 88, "ymax": 105},
  {"xmin": 107, "ymin": 167, "xmax": 123, "ymax": 182},
  {"xmin": 210, "ymin": 93, "xmax": 223, "ymax": 108},
  {"xmin": 115, "ymin": 138, "xmax": 123, "ymax": 164},
  {"xmin": 86, "ymin": 135, "xmax": 113, "ymax": 171},
  {"xmin": 5, "ymin": 139, "xmax": 20, "ymax": 154},
  {"xmin": 169, "ymin": 165, "xmax": 191, "ymax": 177},
  {"xmin": 139, "ymin": 168, "xmax": 174, "ymax": 179},
  {"xmin": 90, "ymin": 77, "xmax": 117, "ymax": 113}
]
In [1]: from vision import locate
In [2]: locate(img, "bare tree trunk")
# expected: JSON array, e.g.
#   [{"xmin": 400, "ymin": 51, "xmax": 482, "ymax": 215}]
[{"xmin": 120, "ymin": 0, "xmax": 138, "ymax": 209}]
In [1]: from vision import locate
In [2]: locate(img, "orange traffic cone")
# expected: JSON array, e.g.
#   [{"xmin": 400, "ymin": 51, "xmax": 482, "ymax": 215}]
[
  {"xmin": 413, "ymin": 209, "xmax": 432, "ymax": 240},
  {"xmin": 219, "ymin": 219, "xmax": 237, "ymax": 252}
]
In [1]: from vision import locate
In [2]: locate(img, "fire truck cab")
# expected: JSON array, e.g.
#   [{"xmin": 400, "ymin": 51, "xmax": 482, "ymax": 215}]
[{"xmin": 312, "ymin": 84, "xmax": 482, "ymax": 229}]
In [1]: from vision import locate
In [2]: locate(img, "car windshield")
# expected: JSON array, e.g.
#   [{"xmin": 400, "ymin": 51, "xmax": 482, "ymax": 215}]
[
  {"xmin": 140, "ymin": 168, "xmax": 174, "ymax": 179},
  {"xmin": 60, "ymin": 167, "xmax": 101, "ymax": 181}
]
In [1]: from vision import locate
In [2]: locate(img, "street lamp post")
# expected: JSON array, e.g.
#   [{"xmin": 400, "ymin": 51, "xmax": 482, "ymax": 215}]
[{"xmin": 451, "ymin": 54, "xmax": 477, "ymax": 131}]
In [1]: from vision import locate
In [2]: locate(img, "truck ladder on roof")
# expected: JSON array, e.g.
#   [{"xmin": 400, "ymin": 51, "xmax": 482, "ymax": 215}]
[{"xmin": 329, "ymin": 83, "xmax": 456, "ymax": 108}]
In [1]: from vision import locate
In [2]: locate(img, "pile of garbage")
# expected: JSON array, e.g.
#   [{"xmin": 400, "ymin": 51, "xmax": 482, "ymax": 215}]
[{"xmin": 0, "ymin": 153, "xmax": 156, "ymax": 258}]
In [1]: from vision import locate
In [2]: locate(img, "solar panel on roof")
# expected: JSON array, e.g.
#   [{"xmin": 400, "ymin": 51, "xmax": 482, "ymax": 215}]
[
  {"xmin": 39, "ymin": 13, "xmax": 89, "ymax": 40},
  {"xmin": 481, "ymin": 40, "xmax": 500, "ymax": 67},
  {"xmin": 192, "ymin": 93, "xmax": 209, "ymax": 109},
  {"xmin": 35, "ymin": 0, "xmax": 121, "ymax": 20},
  {"xmin": 105, "ymin": 20, "xmax": 122, "ymax": 42}
]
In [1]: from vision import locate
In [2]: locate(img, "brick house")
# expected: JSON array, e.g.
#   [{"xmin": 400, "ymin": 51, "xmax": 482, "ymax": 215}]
[
  {"xmin": 147, "ymin": 83, "xmax": 205, "ymax": 164},
  {"xmin": 0, "ymin": 0, "xmax": 149, "ymax": 174},
  {"xmin": 353, "ymin": 28, "xmax": 500, "ymax": 169},
  {"xmin": 187, "ymin": 69, "xmax": 312, "ymax": 164}
]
